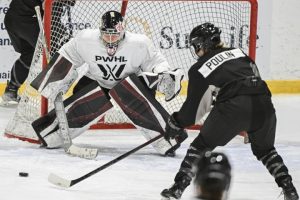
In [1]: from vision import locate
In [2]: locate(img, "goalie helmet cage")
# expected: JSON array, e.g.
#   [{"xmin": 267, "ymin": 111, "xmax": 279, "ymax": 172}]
[{"xmin": 4, "ymin": 0, "xmax": 257, "ymax": 142}]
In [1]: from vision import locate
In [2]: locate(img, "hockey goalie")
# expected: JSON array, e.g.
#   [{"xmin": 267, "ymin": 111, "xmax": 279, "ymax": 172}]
[{"xmin": 29, "ymin": 10, "xmax": 187, "ymax": 157}]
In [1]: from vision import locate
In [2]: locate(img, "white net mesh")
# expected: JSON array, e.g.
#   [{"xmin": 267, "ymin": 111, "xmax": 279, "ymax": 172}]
[{"xmin": 5, "ymin": 0, "xmax": 255, "ymax": 140}]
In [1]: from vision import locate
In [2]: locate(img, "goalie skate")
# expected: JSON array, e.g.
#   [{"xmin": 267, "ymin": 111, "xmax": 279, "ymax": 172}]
[{"xmin": 0, "ymin": 81, "xmax": 20, "ymax": 107}]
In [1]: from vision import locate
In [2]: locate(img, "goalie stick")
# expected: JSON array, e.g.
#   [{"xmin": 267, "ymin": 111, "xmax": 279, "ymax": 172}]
[
  {"xmin": 66, "ymin": 5, "xmax": 73, "ymax": 37},
  {"xmin": 48, "ymin": 134, "xmax": 163, "ymax": 188},
  {"xmin": 35, "ymin": 6, "xmax": 98, "ymax": 159}
]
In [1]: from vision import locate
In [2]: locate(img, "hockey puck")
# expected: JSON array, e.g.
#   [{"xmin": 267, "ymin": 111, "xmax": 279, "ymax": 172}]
[{"xmin": 19, "ymin": 172, "xmax": 29, "ymax": 177}]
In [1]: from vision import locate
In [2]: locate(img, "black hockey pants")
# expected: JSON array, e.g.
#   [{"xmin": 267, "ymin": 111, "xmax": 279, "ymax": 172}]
[
  {"xmin": 4, "ymin": 11, "xmax": 39, "ymax": 87},
  {"xmin": 192, "ymin": 94, "xmax": 276, "ymax": 158}
]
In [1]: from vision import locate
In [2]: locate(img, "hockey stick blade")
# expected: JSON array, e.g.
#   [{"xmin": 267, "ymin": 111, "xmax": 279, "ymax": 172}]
[
  {"xmin": 48, "ymin": 135, "xmax": 163, "ymax": 188},
  {"xmin": 48, "ymin": 173, "xmax": 72, "ymax": 188},
  {"xmin": 67, "ymin": 144, "xmax": 98, "ymax": 159}
]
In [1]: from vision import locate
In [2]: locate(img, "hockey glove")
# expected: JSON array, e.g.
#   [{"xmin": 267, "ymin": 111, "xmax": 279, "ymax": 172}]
[
  {"xmin": 157, "ymin": 68, "xmax": 184, "ymax": 101},
  {"xmin": 165, "ymin": 114, "xmax": 188, "ymax": 143}
]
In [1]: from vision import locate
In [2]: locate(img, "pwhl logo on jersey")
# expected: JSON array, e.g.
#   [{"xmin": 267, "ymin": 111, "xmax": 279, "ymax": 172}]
[{"xmin": 95, "ymin": 56, "xmax": 127, "ymax": 81}]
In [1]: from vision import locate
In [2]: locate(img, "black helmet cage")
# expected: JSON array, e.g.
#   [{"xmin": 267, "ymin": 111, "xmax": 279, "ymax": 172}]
[
  {"xmin": 100, "ymin": 10, "xmax": 125, "ymax": 56},
  {"xmin": 189, "ymin": 22, "xmax": 222, "ymax": 59}
]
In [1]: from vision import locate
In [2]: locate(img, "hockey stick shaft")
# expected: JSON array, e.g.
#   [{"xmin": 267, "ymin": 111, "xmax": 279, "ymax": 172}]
[
  {"xmin": 66, "ymin": 5, "xmax": 73, "ymax": 36},
  {"xmin": 35, "ymin": 6, "xmax": 50, "ymax": 63},
  {"xmin": 54, "ymin": 92, "xmax": 72, "ymax": 148},
  {"xmin": 48, "ymin": 134, "xmax": 163, "ymax": 187}
]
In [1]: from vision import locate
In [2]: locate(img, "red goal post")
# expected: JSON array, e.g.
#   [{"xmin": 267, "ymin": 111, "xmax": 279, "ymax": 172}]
[{"xmin": 5, "ymin": 0, "xmax": 258, "ymax": 142}]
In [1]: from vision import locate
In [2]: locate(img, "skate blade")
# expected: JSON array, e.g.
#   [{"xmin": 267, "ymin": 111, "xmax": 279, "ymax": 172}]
[
  {"xmin": 161, "ymin": 197, "xmax": 177, "ymax": 200},
  {"xmin": 0, "ymin": 97, "xmax": 19, "ymax": 108}
]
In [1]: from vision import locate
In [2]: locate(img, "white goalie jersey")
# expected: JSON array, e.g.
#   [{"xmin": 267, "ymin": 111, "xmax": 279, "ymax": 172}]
[
  {"xmin": 58, "ymin": 29, "xmax": 170, "ymax": 90},
  {"xmin": 31, "ymin": 29, "xmax": 184, "ymax": 102}
]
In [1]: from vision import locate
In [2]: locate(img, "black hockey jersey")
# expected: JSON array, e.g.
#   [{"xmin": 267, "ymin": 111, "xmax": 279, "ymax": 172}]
[{"xmin": 175, "ymin": 47, "xmax": 270, "ymax": 127}]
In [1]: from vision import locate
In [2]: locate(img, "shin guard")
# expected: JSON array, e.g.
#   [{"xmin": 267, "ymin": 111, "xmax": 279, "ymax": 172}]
[{"xmin": 259, "ymin": 149, "xmax": 291, "ymax": 186}]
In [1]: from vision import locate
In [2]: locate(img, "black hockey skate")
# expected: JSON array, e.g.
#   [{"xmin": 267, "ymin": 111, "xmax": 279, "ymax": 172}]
[
  {"xmin": 161, "ymin": 176, "xmax": 191, "ymax": 200},
  {"xmin": 281, "ymin": 177, "xmax": 299, "ymax": 200},
  {"xmin": 0, "ymin": 82, "xmax": 20, "ymax": 106}
]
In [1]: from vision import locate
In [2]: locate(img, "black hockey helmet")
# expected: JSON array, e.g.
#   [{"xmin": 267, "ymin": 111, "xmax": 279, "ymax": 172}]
[
  {"xmin": 194, "ymin": 151, "xmax": 231, "ymax": 200},
  {"xmin": 100, "ymin": 10, "xmax": 125, "ymax": 56},
  {"xmin": 189, "ymin": 22, "xmax": 222, "ymax": 59}
]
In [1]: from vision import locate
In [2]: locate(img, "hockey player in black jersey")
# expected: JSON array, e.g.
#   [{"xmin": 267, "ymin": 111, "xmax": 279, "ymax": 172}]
[
  {"xmin": 1, "ymin": 0, "xmax": 43, "ymax": 104},
  {"xmin": 161, "ymin": 23, "xmax": 299, "ymax": 200}
]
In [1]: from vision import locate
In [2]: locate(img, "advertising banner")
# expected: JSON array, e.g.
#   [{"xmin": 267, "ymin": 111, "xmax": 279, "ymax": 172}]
[
  {"xmin": 0, "ymin": 0, "xmax": 19, "ymax": 82},
  {"xmin": 0, "ymin": 0, "xmax": 276, "ymax": 83}
]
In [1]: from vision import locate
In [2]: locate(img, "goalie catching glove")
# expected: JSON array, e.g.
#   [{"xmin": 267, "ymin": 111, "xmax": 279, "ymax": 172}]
[
  {"xmin": 140, "ymin": 68, "xmax": 184, "ymax": 102},
  {"xmin": 165, "ymin": 114, "xmax": 188, "ymax": 144},
  {"xmin": 157, "ymin": 68, "xmax": 184, "ymax": 101}
]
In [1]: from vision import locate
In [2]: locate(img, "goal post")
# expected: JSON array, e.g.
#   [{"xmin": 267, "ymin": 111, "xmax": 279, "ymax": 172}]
[{"xmin": 4, "ymin": 0, "xmax": 258, "ymax": 142}]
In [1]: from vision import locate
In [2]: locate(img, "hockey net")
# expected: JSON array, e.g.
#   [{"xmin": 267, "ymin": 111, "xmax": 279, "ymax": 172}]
[{"xmin": 5, "ymin": 0, "xmax": 257, "ymax": 142}]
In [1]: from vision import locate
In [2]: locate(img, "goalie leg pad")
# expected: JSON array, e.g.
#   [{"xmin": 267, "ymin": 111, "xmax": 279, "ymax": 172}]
[
  {"xmin": 109, "ymin": 74, "xmax": 181, "ymax": 155},
  {"xmin": 32, "ymin": 81, "xmax": 113, "ymax": 148}
]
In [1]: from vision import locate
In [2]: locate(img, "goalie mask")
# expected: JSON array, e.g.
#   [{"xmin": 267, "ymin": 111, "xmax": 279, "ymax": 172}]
[
  {"xmin": 189, "ymin": 22, "xmax": 221, "ymax": 59},
  {"xmin": 194, "ymin": 151, "xmax": 231, "ymax": 200},
  {"xmin": 100, "ymin": 10, "xmax": 125, "ymax": 56}
]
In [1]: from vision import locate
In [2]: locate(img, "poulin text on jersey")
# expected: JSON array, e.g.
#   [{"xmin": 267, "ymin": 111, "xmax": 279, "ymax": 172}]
[{"xmin": 205, "ymin": 51, "xmax": 236, "ymax": 69}]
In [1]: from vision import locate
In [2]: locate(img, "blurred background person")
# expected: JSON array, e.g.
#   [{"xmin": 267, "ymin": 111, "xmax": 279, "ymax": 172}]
[{"xmin": 193, "ymin": 151, "xmax": 231, "ymax": 200}]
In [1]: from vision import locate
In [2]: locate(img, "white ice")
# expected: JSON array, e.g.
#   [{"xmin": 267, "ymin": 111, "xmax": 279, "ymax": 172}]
[{"xmin": 0, "ymin": 95, "xmax": 299, "ymax": 200}]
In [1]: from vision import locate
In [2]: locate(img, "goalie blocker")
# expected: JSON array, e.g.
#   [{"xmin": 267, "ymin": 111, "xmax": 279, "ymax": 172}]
[{"xmin": 32, "ymin": 73, "xmax": 187, "ymax": 156}]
